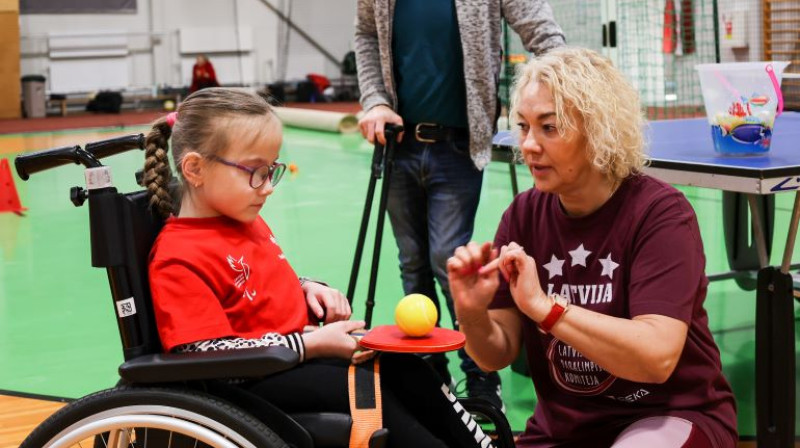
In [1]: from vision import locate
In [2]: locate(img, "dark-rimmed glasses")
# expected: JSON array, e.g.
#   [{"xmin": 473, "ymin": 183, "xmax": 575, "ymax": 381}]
[{"xmin": 209, "ymin": 155, "xmax": 286, "ymax": 189}]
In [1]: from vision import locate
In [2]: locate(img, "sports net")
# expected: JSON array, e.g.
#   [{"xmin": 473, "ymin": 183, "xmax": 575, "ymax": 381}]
[{"xmin": 501, "ymin": 0, "xmax": 798, "ymax": 120}]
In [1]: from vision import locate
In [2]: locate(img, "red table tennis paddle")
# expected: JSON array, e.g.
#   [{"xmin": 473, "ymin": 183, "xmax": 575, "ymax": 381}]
[{"xmin": 357, "ymin": 325, "xmax": 465, "ymax": 353}]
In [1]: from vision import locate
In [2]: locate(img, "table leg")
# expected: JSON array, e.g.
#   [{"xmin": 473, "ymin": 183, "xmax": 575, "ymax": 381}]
[
  {"xmin": 754, "ymin": 190, "xmax": 799, "ymax": 448},
  {"xmin": 780, "ymin": 192, "xmax": 800, "ymax": 274},
  {"xmin": 746, "ymin": 194, "xmax": 770, "ymax": 268},
  {"xmin": 755, "ymin": 267, "xmax": 796, "ymax": 448}
]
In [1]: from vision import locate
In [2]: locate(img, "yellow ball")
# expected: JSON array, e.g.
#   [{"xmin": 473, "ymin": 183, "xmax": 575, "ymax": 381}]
[
  {"xmin": 395, "ymin": 293, "xmax": 438, "ymax": 337},
  {"xmin": 163, "ymin": 100, "xmax": 176, "ymax": 111}
]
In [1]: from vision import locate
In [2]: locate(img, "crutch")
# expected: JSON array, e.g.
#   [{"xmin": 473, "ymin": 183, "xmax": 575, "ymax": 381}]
[{"xmin": 347, "ymin": 124, "xmax": 403, "ymax": 329}]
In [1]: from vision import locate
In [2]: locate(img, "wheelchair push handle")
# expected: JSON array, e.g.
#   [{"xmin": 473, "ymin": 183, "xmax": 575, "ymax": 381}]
[
  {"xmin": 15, "ymin": 145, "xmax": 99, "ymax": 181},
  {"xmin": 84, "ymin": 133, "xmax": 145, "ymax": 159},
  {"xmin": 14, "ymin": 133, "xmax": 145, "ymax": 181}
]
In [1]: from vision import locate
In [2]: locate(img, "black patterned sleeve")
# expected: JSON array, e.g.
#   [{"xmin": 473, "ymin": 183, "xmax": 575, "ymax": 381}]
[{"xmin": 173, "ymin": 331, "xmax": 306, "ymax": 362}]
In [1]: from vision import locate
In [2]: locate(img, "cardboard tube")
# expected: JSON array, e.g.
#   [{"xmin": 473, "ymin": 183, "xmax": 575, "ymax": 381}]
[{"xmin": 274, "ymin": 107, "xmax": 359, "ymax": 133}]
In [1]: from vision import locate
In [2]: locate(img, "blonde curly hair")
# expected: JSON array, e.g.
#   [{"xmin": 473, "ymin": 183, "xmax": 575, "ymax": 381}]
[{"xmin": 510, "ymin": 47, "xmax": 647, "ymax": 180}]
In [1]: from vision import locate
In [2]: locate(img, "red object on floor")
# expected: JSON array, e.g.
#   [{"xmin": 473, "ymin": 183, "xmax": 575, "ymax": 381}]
[
  {"xmin": 0, "ymin": 158, "xmax": 27, "ymax": 216},
  {"xmin": 307, "ymin": 73, "xmax": 331, "ymax": 95}
]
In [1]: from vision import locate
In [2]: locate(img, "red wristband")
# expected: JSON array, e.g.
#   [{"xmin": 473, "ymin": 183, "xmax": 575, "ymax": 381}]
[{"xmin": 540, "ymin": 294, "xmax": 569, "ymax": 333}]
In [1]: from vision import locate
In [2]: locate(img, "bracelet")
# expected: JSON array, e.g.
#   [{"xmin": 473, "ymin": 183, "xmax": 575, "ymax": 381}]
[
  {"xmin": 299, "ymin": 276, "xmax": 329, "ymax": 287},
  {"xmin": 539, "ymin": 293, "xmax": 569, "ymax": 333}
]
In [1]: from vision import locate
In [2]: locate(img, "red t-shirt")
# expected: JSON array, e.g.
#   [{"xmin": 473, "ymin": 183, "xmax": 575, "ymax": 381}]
[
  {"xmin": 190, "ymin": 62, "xmax": 220, "ymax": 92},
  {"xmin": 491, "ymin": 175, "xmax": 737, "ymax": 447},
  {"xmin": 149, "ymin": 215, "xmax": 310, "ymax": 352}
]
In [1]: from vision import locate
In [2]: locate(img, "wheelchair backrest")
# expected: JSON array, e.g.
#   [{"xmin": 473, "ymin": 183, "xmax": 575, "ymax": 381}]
[{"xmin": 96, "ymin": 189, "xmax": 166, "ymax": 361}]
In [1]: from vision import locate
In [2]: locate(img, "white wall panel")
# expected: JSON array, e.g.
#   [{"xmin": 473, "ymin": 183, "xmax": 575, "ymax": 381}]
[
  {"xmin": 50, "ymin": 58, "xmax": 129, "ymax": 93},
  {"xmin": 19, "ymin": 0, "xmax": 358, "ymax": 91},
  {"xmin": 179, "ymin": 26, "xmax": 254, "ymax": 53}
]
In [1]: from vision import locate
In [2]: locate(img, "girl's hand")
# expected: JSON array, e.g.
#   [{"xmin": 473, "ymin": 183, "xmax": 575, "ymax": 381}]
[
  {"xmin": 446, "ymin": 242, "xmax": 500, "ymax": 318},
  {"xmin": 350, "ymin": 333, "xmax": 376, "ymax": 365},
  {"xmin": 497, "ymin": 242, "xmax": 549, "ymax": 319},
  {"xmin": 304, "ymin": 282, "xmax": 352, "ymax": 324},
  {"xmin": 303, "ymin": 320, "xmax": 366, "ymax": 360},
  {"xmin": 351, "ymin": 349, "xmax": 376, "ymax": 364}
]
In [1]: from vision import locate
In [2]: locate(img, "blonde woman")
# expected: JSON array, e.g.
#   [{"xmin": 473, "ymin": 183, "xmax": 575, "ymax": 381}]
[{"xmin": 447, "ymin": 47, "xmax": 737, "ymax": 447}]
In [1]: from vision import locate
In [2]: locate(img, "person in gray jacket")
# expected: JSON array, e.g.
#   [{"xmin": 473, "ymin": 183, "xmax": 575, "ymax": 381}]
[{"xmin": 355, "ymin": 0, "xmax": 565, "ymax": 411}]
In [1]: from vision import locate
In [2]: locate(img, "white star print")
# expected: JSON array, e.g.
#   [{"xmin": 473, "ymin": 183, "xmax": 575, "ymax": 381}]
[
  {"xmin": 569, "ymin": 244, "xmax": 592, "ymax": 267},
  {"xmin": 599, "ymin": 253, "xmax": 619, "ymax": 279},
  {"xmin": 543, "ymin": 254, "xmax": 565, "ymax": 279}
]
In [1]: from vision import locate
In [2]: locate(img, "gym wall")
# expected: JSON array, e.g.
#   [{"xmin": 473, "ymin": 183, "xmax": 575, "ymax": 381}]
[
  {"xmin": 18, "ymin": 0, "xmax": 358, "ymax": 94},
  {"xmin": 0, "ymin": 0, "xmax": 21, "ymax": 119}
]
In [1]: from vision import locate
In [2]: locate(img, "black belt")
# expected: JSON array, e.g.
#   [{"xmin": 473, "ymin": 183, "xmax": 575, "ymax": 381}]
[{"xmin": 408, "ymin": 122, "xmax": 469, "ymax": 143}]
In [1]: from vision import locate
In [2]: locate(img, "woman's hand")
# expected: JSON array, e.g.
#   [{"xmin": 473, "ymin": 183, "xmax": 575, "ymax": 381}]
[
  {"xmin": 446, "ymin": 242, "xmax": 500, "ymax": 319},
  {"xmin": 447, "ymin": 242, "xmax": 526, "ymax": 371},
  {"xmin": 497, "ymin": 242, "xmax": 549, "ymax": 319},
  {"xmin": 303, "ymin": 320, "xmax": 366, "ymax": 360},
  {"xmin": 304, "ymin": 282, "xmax": 352, "ymax": 324}
]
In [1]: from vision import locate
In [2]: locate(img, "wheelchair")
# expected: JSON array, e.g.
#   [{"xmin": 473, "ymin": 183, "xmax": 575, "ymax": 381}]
[{"xmin": 14, "ymin": 135, "xmax": 515, "ymax": 448}]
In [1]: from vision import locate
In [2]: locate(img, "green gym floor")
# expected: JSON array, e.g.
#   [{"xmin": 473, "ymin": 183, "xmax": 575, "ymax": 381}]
[{"xmin": 0, "ymin": 124, "xmax": 798, "ymax": 438}]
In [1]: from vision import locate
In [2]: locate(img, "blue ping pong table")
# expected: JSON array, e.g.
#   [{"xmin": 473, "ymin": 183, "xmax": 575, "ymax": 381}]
[{"xmin": 492, "ymin": 112, "xmax": 800, "ymax": 448}]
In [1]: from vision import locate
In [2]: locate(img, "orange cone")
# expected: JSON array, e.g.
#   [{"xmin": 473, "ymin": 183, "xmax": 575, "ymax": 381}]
[{"xmin": 0, "ymin": 158, "xmax": 27, "ymax": 216}]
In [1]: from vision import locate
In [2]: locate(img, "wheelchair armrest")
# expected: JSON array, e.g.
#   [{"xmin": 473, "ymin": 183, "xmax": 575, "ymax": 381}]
[
  {"xmin": 460, "ymin": 397, "xmax": 515, "ymax": 448},
  {"xmin": 118, "ymin": 346, "xmax": 300, "ymax": 383}
]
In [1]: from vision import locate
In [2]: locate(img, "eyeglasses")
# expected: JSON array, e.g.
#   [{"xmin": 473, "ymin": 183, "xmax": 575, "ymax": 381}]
[{"xmin": 209, "ymin": 155, "xmax": 286, "ymax": 189}]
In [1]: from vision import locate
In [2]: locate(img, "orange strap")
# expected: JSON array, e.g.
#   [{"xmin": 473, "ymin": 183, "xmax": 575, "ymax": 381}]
[{"xmin": 348, "ymin": 357, "xmax": 383, "ymax": 448}]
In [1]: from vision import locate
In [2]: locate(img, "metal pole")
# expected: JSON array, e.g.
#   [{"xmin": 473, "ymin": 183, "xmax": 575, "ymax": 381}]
[
  {"xmin": 363, "ymin": 126, "xmax": 402, "ymax": 328},
  {"xmin": 747, "ymin": 194, "xmax": 770, "ymax": 268},
  {"xmin": 347, "ymin": 144, "xmax": 384, "ymax": 302},
  {"xmin": 257, "ymin": 0, "xmax": 343, "ymax": 70},
  {"xmin": 712, "ymin": 0, "xmax": 721, "ymax": 63},
  {"xmin": 780, "ymin": 192, "xmax": 800, "ymax": 274}
]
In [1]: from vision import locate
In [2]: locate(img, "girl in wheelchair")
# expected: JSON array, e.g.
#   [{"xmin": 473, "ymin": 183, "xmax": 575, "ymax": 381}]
[{"xmin": 142, "ymin": 87, "xmax": 496, "ymax": 448}]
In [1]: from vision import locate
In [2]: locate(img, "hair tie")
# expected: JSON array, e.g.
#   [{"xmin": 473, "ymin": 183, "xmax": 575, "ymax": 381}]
[{"xmin": 165, "ymin": 112, "xmax": 178, "ymax": 128}]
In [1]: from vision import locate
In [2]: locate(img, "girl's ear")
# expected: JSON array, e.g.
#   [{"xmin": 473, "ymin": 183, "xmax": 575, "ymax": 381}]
[{"xmin": 181, "ymin": 151, "xmax": 205, "ymax": 188}]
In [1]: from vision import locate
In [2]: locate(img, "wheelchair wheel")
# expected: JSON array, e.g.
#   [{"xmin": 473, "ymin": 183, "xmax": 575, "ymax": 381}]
[{"xmin": 20, "ymin": 386, "xmax": 288, "ymax": 448}]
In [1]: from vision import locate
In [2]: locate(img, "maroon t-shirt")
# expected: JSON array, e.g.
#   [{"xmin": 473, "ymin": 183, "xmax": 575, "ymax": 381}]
[{"xmin": 490, "ymin": 175, "xmax": 737, "ymax": 447}]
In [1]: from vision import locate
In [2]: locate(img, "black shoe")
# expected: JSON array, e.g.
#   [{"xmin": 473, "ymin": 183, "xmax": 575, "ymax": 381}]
[{"xmin": 465, "ymin": 371, "xmax": 505, "ymax": 414}]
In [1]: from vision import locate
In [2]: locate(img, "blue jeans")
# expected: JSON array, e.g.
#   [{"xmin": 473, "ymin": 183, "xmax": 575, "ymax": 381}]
[{"xmin": 386, "ymin": 135, "xmax": 484, "ymax": 376}]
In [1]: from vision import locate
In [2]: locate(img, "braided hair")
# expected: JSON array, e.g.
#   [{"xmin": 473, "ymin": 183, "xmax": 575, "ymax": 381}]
[{"xmin": 143, "ymin": 88, "xmax": 275, "ymax": 218}]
